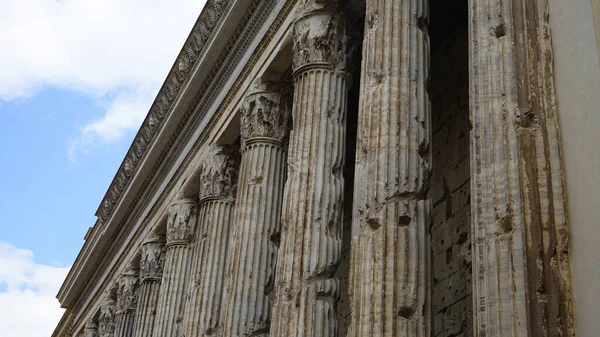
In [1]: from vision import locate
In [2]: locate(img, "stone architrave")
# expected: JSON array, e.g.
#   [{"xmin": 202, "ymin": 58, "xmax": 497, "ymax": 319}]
[
  {"xmin": 348, "ymin": 0, "xmax": 432, "ymax": 336},
  {"xmin": 221, "ymin": 83, "xmax": 290, "ymax": 337},
  {"xmin": 182, "ymin": 147, "xmax": 239, "ymax": 337},
  {"xmin": 469, "ymin": 0, "xmax": 576, "ymax": 335},
  {"xmin": 132, "ymin": 233, "xmax": 164, "ymax": 337},
  {"xmin": 84, "ymin": 320, "xmax": 98, "ymax": 337},
  {"xmin": 98, "ymin": 296, "xmax": 116, "ymax": 337},
  {"xmin": 114, "ymin": 268, "xmax": 138, "ymax": 337},
  {"xmin": 152, "ymin": 198, "xmax": 197, "ymax": 337},
  {"xmin": 270, "ymin": 1, "xmax": 350, "ymax": 336}
]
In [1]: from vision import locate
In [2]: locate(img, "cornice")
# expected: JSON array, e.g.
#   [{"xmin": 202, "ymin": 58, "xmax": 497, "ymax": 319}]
[{"xmin": 58, "ymin": 0, "xmax": 297, "ymax": 324}]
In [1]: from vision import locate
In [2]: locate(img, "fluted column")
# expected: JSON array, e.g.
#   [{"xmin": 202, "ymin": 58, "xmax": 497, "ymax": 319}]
[
  {"xmin": 221, "ymin": 83, "xmax": 290, "ymax": 337},
  {"xmin": 270, "ymin": 2, "xmax": 350, "ymax": 336},
  {"xmin": 348, "ymin": 0, "xmax": 431, "ymax": 336},
  {"xmin": 133, "ymin": 234, "xmax": 164, "ymax": 337},
  {"xmin": 115, "ymin": 268, "xmax": 138, "ymax": 337},
  {"xmin": 469, "ymin": 0, "xmax": 576, "ymax": 336},
  {"xmin": 152, "ymin": 198, "xmax": 197, "ymax": 337},
  {"xmin": 99, "ymin": 296, "xmax": 116, "ymax": 337},
  {"xmin": 85, "ymin": 320, "xmax": 98, "ymax": 337},
  {"xmin": 182, "ymin": 147, "xmax": 239, "ymax": 337}
]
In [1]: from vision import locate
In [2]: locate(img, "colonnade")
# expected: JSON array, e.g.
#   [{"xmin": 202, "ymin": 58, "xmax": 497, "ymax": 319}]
[{"xmin": 81, "ymin": 0, "xmax": 575, "ymax": 336}]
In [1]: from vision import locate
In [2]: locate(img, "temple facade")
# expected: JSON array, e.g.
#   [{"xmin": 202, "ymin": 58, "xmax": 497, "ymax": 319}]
[{"xmin": 52, "ymin": 0, "xmax": 600, "ymax": 336}]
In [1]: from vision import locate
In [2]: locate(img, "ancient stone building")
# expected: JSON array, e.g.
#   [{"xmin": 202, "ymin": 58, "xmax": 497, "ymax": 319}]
[{"xmin": 52, "ymin": 0, "xmax": 600, "ymax": 336}]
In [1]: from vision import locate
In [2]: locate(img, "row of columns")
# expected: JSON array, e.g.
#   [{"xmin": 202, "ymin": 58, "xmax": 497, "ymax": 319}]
[{"xmin": 82, "ymin": 0, "xmax": 575, "ymax": 335}]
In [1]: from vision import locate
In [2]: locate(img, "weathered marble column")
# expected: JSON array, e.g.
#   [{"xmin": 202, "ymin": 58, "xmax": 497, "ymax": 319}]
[
  {"xmin": 98, "ymin": 296, "xmax": 116, "ymax": 337},
  {"xmin": 152, "ymin": 198, "xmax": 197, "ymax": 337},
  {"xmin": 85, "ymin": 320, "xmax": 98, "ymax": 337},
  {"xmin": 348, "ymin": 0, "xmax": 432, "ymax": 336},
  {"xmin": 114, "ymin": 268, "xmax": 138, "ymax": 337},
  {"xmin": 270, "ymin": 2, "xmax": 350, "ymax": 336},
  {"xmin": 182, "ymin": 147, "xmax": 239, "ymax": 337},
  {"xmin": 133, "ymin": 234, "xmax": 164, "ymax": 337},
  {"xmin": 221, "ymin": 84, "xmax": 290, "ymax": 337},
  {"xmin": 469, "ymin": 0, "xmax": 576, "ymax": 336}
]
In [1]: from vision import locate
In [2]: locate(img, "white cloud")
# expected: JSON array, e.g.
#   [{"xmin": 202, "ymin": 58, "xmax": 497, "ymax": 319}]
[
  {"xmin": 0, "ymin": 0, "xmax": 207, "ymax": 157},
  {"xmin": 0, "ymin": 242, "xmax": 70, "ymax": 337}
]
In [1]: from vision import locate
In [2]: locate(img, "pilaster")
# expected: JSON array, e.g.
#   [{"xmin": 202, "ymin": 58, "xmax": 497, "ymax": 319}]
[
  {"xmin": 221, "ymin": 83, "xmax": 290, "ymax": 337},
  {"xmin": 349, "ymin": 0, "xmax": 432, "ymax": 336},
  {"xmin": 152, "ymin": 198, "xmax": 197, "ymax": 337},
  {"xmin": 270, "ymin": 1, "xmax": 350, "ymax": 336},
  {"xmin": 182, "ymin": 147, "xmax": 239, "ymax": 337}
]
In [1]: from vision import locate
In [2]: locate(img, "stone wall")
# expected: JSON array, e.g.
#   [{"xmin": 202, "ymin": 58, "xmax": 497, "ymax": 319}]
[{"xmin": 428, "ymin": 21, "xmax": 472, "ymax": 337}]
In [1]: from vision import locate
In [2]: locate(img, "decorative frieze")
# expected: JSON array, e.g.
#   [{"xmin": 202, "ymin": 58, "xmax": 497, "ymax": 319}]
[
  {"xmin": 133, "ymin": 233, "xmax": 164, "ymax": 337},
  {"xmin": 152, "ymin": 198, "xmax": 197, "ymax": 337},
  {"xmin": 270, "ymin": 2, "xmax": 350, "ymax": 336},
  {"xmin": 221, "ymin": 86, "xmax": 290, "ymax": 337},
  {"xmin": 469, "ymin": 0, "xmax": 576, "ymax": 336},
  {"xmin": 183, "ymin": 148, "xmax": 239, "ymax": 336},
  {"xmin": 348, "ymin": 0, "xmax": 432, "ymax": 336}
]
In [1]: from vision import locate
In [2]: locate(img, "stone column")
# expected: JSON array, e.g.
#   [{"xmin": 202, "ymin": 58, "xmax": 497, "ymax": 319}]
[
  {"xmin": 98, "ymin": 296, "xmax": 116, "ymax": 337},
  {"xmin": 114, "ymin": 269, "xmax": 138, "ymax": 337},
  {"xmin": 221, "ymin": 84, "xmax": 290, "ymax": 337},
  {"xmin": 348, "ymin": 0, "xmax": 432, "ymax": 336},
  {"xmin": 469, "ymin": 0, "xmax": 576, "ymax": 336},
  {"xmin": 84, "ymin": 320, "xmax": 98, "ymax": 337},
  {"xmin": 133, "ymin": 234, "xmax": 164, "ymax": 337},
  {"xmin": 270, "ymin": 1, "xmax": 350, "ymax": 336},
  {"xmin": 182, "ymin": 147, "xmax": 239, "ymax": 337},
  {"xmin": 152, "ymin": 198, "xmax": 197, "ymax": 337}
]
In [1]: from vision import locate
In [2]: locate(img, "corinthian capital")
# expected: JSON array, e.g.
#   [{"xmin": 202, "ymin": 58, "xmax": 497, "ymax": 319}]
[
  {"xmin": 84, "ymin": 320, "xmax": 98, "ymax": 337},
  {"xmin": 116, "ymin": 268, "xmax": 138, "ymax": 314},
  {"xmin": 166, "ymin": 198, "xmax": 197, "ymax": 245},
  {"xmin": 198, "ymin": 146, "xmax": 240, "ymax": 202},
  {"xmin": 240, "ymin": 82, "xmax": 290, "ymax": 147},
  {"xmin": 292, "ymin": 2, "xmax": 348, "ymax": 72},
  {"xmin": 139, "ymin": 232, "xmax": 165, "ymax": 281},
  {"xmin": 98, "ymin": 296, "xmax": 116, "ymax": 337}
]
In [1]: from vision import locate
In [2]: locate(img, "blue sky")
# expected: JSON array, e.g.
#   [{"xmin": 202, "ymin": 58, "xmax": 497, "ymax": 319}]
[{"xmin": 0, "ymin": 0, "xmax": 206, "ymax": 335}]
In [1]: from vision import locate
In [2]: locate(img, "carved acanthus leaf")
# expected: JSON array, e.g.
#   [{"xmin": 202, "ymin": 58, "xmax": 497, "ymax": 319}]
[
  {"xmin": 84, "ymin": 320, "xmax": 98, "ymax": 337},
  {"xmin": 166, "ymin": 198, "xmax": 197, "ymax": 244},
  {"xmin": 240, "ymin": 83, "xmax": 291, "ymax": 146},
  {"xmin": 97, "ymin": 297, "xmax": 116, "ymax": 337},
  {"xmin": 292, "ymin": 7, "xmax": 348, "ymax": 71},
  {"xmin": 139, "ymin": 233, "xmax": 165, "ymax": 281},
  {"xmin": 198, "ymin": 147, "xmax": 240, "ymax": 201},
  {"xmin": 116, "ymin": 269, "xmax": 138, "ymax": 313}
]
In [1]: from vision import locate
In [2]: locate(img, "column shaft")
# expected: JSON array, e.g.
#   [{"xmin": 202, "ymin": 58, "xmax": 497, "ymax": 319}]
[
  {"xmin": 271, "ymin": 4, "xmax": 349, "ymax": 337},
  {"xmin": 222, "ymin": 86, "xmax": 289, "ymax": 337},
  {"xmin": 469, "ymin": 0, "xmax": 576, "ymax": 336},
  {"xmin": 152, "ymin": 199, "xmax": 197, "ymax": 337},
  {"xmin": 182, "ymin": 148, "xmax": 238, "ymax": 337},
  {"xmin": 114, "ymin": 312, "xmax": 135, "ymax": 337},
  {"xmin": 349, "ymin": 0, "xmax": 431, "ymax": 336}
]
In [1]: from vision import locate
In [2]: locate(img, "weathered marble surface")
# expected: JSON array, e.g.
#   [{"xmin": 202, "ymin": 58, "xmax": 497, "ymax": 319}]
[
  {"xmin": 221, "ymin": 84, "xmax": 290, "ymax": 337},
  {"xmin": 270, "ymin": 1, "xmax": 350, "ymax": 336}
]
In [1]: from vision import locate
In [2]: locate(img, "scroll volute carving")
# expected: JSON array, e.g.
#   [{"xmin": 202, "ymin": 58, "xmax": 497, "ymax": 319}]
[
  {"xmin": 139, "ymin": 233, "xmax": 165, "ymax": 281},
  {"xmin": 116, "ymin": 268, "xmax": 139, "ymax": 313},
  {"xmin": 84, "ymin": 320, "xmax": 98, "ymax": 337},
  {"xmin": 240, "ymin": 83, "xmax": 291, "ymax": 147},
  {"xmin": 166, "ymin": 199, "xmax": 197, "ymax": 245},
  {"xmin": 97, "ymin": 296, "xmax": 116, "ymax": 337},
  {"xmin": 292, "ymin": 2, "xmax": 348, "ymax": 71},
  {"xmin": 198, "ymin": 146, "xmax": 240, "ymax": 202}
]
